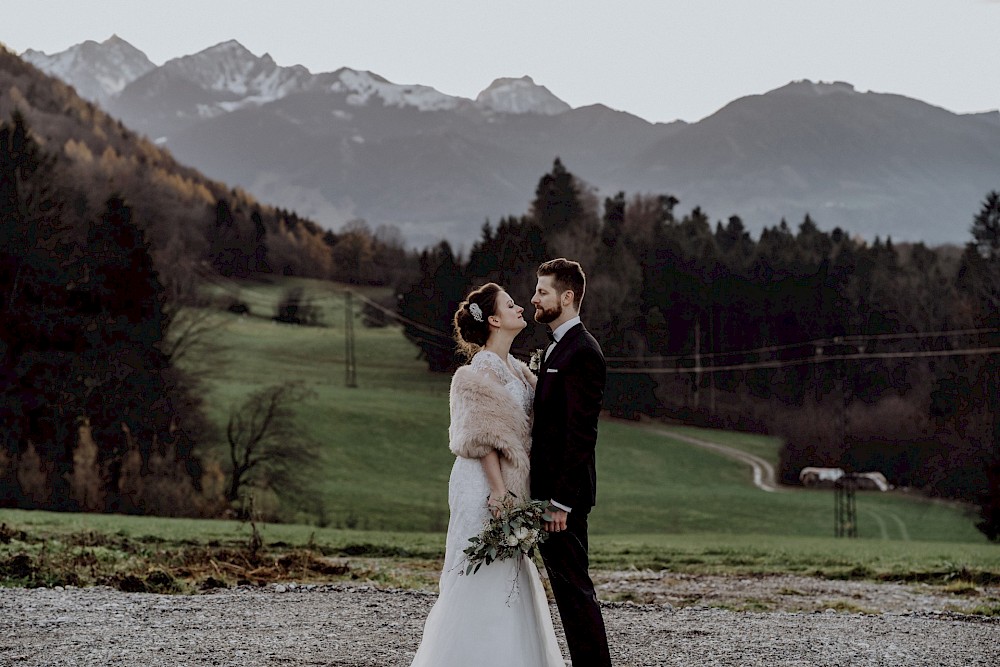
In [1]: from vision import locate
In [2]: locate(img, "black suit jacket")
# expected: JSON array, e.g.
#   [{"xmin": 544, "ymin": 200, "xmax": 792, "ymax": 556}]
[{"xmin": 530, "ymin": 322, "xmax": 606, "ymax": 512}]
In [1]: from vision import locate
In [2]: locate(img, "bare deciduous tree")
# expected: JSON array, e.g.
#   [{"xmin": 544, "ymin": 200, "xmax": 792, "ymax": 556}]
[
  {"xmin": 226, "ymin": 382, "xmax": 319, "ymax": 506},
  {"xmin": 163, "ymin": 305, "xmax": 221, "ymax": 365}
]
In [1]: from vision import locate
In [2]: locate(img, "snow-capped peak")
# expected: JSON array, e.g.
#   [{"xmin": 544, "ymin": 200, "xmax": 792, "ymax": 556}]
[
  {"xmin": 325, "ymin": 68, "xmax": 465, "ymax": 111},
  {"xmin": 21, "ymin": 35, "xmax": 155, "ymax": 106},
  {"xmin": 776, "ymin": 80, "xmax": 858, "ymax": 97},
  {"xmin": 159, "ymin": 40, "xmax": 312, "ymax": 100},
  {"xmin": 474, "ymin": 76, "xmax": 571, "ymax": 115},
  {"xmin": 21, "ymin": 38, "xmax": 576, "ymax": 120}
]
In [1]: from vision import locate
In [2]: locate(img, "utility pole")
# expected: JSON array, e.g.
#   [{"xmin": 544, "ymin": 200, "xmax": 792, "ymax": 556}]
[
  {"xmin": 708, "ymin": 302, "xmax": 716, "ymax": 416},
  {"xmin": 832, "ymin": 336, "xmax": 858, "ymax": 537},
  {"xmin": 345, "ymin": 290, "xmax": 357, "ymax": 388},
  {"xmin": 693, "ymin": 319, "xmax": 701, "ymax": 410},
  {"xmin": 835, "ymin": 474, "xmax": 858, "ymax": 538}
]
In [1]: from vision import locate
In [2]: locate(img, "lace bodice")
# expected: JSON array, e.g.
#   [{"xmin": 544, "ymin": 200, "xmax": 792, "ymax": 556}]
[{"xmin": 469, "ymin": 350, "xmax": 533, "ymax": 416}]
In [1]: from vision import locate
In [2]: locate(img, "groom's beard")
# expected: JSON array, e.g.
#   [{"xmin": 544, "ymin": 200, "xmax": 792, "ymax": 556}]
[{"xmin": 534, "ymin": 303, "xmax": 562, "ymax": 324}]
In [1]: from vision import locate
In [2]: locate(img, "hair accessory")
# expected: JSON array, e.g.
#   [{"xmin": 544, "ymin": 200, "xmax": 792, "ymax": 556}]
[{"xmin": 469, "ymin": 302, "xmax": 484, "ymax": 322}]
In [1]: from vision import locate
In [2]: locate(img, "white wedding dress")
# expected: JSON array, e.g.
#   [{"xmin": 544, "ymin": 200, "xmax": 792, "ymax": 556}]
[{"xmin": 410, "ymin": 351, "xmax": 564, "ymax": 667}]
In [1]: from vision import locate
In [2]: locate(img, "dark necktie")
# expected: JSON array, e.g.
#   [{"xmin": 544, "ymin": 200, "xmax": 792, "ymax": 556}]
[{"xmin": 546, "ymin": 329, "xmax": 557, "ymax": 343}]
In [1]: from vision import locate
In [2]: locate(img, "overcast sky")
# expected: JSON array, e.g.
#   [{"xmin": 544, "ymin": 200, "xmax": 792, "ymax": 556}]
[{"xmin": 3, "ymin": 0, "xmax": 998, "ymax": 123}]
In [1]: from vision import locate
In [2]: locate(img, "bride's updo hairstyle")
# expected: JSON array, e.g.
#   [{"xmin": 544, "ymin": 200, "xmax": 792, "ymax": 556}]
[{"xmin": 454, "ymin": 282, "xmax": 503, "ymax": 358}]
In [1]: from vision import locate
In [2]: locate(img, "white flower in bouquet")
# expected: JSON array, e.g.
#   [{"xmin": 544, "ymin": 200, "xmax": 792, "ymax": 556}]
[
  {"xmin": 462, "ymin": 494, "xmax": 551, "ymax": 576},
  {"xmin": 528, "ymin": 348, "xmax": 545, "ymax": 372}
]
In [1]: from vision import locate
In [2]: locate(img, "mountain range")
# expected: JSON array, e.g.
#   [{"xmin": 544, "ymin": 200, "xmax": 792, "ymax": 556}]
[{"xmin": 22, "ymin": 36, "xmax": 1000, "ymax": 248}]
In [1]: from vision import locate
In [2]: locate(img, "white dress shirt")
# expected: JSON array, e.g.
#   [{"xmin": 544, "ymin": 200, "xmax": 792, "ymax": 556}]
[{"xmin": 544, "ymin": 315, "xmax": 581, "ymax": 361}]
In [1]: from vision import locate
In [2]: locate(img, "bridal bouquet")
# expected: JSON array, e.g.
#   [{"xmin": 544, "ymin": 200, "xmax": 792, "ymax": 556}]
[{"xmin": 463, "ymin": 494, "xmax": 551, "ymax": 575}]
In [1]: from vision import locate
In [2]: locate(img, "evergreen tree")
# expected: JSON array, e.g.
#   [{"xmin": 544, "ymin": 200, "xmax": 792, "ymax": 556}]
[
  {"xmin": 636, "ymin": 194, "xmax": 681, "ymax": 356},
  {"xmin": 530, "ymin": 157, "xmax": 584, "ymax": 239},
  {"xmin": 0, "ymin": 111, "xmax": 74, "ymax": 506},
  {"xmin": 0, "ymin": 111, "xmax": 65, "ymax": 322},
  {"xmin": 251, "ymin": 208, "xmax": 270, "ymax": 273},
  {"xmin": 592, "ymin": 193, "xmax": 653, "ymax": 418},
  {"xmin": 600, "ymin": 192, "xmax": 626, "ymax": 250},
  {"xmin": 465, "ymin": 221, "xmax": 499, "ymax": 282},
  {"xmin": 714, "ymin": 215, "xmax": 752, "ymax": 260},
  {"xmin": 77, "ymin": 196, "xmax": 188, "ymax": 511},
  {"xmin": 965, "ymin": 191, "xmax": 1000, "ymax": 539},
  {"xmin": 397, "ymin": 241, "xmax": 465, "ymax": 372},
  {"xmin": 208, "ymin": 198, "xmax": 252, "ymax": 277},
  {"xmin": 971, "ymin": 191, "xmax": 1000, "ymax": 262}
]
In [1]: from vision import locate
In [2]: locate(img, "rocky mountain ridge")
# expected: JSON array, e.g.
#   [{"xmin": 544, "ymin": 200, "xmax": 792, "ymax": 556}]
[{"xmin": 22, "ymin": 37, "xmax": 1000, "ymax": 248}]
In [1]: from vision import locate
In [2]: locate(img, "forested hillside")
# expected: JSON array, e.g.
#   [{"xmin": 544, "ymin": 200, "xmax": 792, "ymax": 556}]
[{"xmin": 0, "ymin": 46, "xmax": 410, "ymax": 515}]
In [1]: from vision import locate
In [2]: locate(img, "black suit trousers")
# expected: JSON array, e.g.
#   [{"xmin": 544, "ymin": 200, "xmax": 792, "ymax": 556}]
[{"xmin": 539, "ymin": 510, "xmax": 612, "ymax": 667}]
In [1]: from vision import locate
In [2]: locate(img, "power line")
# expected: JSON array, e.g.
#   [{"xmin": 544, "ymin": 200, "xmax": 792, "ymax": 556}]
[
  {"xmin": 349, "ymin": 290, "xmax": 457, "ymax": 344},
  {"xmin": 605, "ymin": 327, "xmax": 1000, "ymax": 364},
  {"xmin": 191, "ymin": 269, "xmax": 1000, "ymax": 372},
  {"xmin": 608, "ymin": 345, "xmax": 1000, "ymax": 375},
  {"xmin": 191, "ymin": 267, "xmax": 459, "ymax": 345},
  {"xmin": 837, "ymin": 327, "xmax": 998, "ymax": 343}
]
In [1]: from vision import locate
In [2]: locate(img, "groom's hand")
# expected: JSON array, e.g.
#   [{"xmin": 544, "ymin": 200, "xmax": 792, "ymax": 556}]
[{"xmin": 545, "ymin": 508, "xmax": 568, "ymax": 533}]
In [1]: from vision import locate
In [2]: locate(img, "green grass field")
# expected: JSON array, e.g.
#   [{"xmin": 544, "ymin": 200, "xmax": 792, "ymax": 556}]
[
  {"xmin": 593, "ymin": 421, "xmax": 983, "ymax": 542},
  {"xmin": 2, "ymin": 507, "xmax": 997, "ymax": 590},
  {"xmin": 183, "ymin": 276, "xmax": 990, "ymax": 542},
  {"xmin": 2, "ymin": 275, "xmax": 996, "ymax": 591}
]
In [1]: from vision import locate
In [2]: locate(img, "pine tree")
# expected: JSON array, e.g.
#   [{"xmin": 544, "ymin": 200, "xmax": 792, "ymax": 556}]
[
  {"xmin": 0, "ymin": 111, "xmax": 74, "ymax": 505},
  {"xmin": 600, "ymin": 192, "xmax": 625, "ymax": 250},
  {"xmin": 966, "ymin": 191, "xmax": 1000, "ymax": 540},
  {"xmin": 530, "ymin": 157, "xmax": 583, "ymax": 238},
  {"xmin": 208, "ymin": 198, "xmax": 252, "ymax": 277},
  {"xmin": 971, "ymin": 191, "xmax": 1000, "ymax": 262},
  {"xmin": 251, "ymin": 208, "xmax": 270, "ymax": 273},
  {"xmin": 0, "ymin": 111, "xmax": 66, "ymax": 322},
  {"xmin": 465, "ymin": 221, "xmax": 499, "ymax": 282},
  {"xmin": 78, "ymin": 196, "xmax": 183, "ymax": 509},
  {"xmin": 397, "ymin": 241, "xmax": 465, "ymax": 372}
]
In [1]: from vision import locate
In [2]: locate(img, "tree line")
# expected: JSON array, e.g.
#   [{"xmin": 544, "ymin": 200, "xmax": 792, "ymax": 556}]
[{"xmin": 398, "ymin": 158, "xmax": 1000, "ymax": 540}]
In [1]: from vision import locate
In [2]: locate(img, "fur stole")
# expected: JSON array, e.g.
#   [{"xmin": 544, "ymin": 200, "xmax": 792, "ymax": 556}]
[{"xmin": 448, "ymin": 359, "xmax": 536, "ymax": 499}]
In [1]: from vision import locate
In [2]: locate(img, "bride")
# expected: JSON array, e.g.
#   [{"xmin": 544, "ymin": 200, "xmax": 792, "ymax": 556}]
[{"xmin": 409, "ymin": 282, "xmax": 564, "ymax": 667}]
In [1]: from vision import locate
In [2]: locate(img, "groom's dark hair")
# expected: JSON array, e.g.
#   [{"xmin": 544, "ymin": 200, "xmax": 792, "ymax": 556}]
[{"xmin": 537, "ymin": 258, "xmax": 585, "ymax": 309}]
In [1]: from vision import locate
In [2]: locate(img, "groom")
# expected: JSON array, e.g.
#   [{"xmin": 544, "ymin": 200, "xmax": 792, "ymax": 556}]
[{"xmin": 530, "ymin": 258, "xmax": 612, "ymax": 667}]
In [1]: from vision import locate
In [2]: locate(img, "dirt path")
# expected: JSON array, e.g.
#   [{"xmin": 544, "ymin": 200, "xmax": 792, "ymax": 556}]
[
  {"xmin": 640, "ymin": 426, "xmax": 920, "ymax": 542},
  {"xmin": 644, "ymin": 426, "xmax": 779, "ymax": 491}
]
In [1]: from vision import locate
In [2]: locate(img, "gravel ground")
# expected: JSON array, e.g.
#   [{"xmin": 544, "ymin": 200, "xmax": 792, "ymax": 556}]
[
  {"xmin": 592, "ymin": 570, "xmax": 1000, "ymax": 614},
  {"xmin": 1, "ymin": 576, "xmax": 998, "ymax": 666}
]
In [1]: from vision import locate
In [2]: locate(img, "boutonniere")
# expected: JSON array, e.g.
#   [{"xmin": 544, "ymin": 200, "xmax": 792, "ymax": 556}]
[{"xmin": 528, "ymin": 348, "xmax": 545, "ymax": 372}]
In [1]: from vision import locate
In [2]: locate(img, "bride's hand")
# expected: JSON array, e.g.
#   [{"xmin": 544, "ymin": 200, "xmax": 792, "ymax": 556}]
[{"xmin": 487, "ymin": 491, "xmax": 508, "ymax": 517}]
